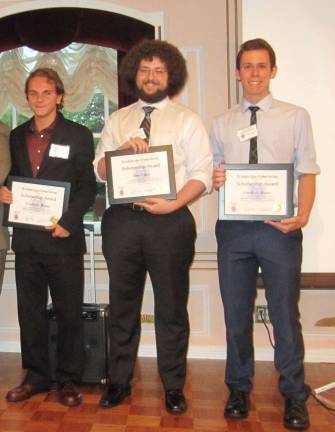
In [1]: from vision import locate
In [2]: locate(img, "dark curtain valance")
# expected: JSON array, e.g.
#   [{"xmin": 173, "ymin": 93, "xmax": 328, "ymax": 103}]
[
  {"xmin": 0, "ymin": 7, "xmax": 155, "ymax": 106},
  {"xmin": 0, "ymin": 8, "xmax": 155, "ymax": 52}
]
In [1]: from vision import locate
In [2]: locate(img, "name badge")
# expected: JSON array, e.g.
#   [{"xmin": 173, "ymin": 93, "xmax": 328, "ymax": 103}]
[
  {"xmin": 127, "ymin": 128, "xmax": 146, "ymax": 140},
  {"xmin": 237, "ymin": 124, "xmax": 258, "ymax": 142},
  {"xmin": 49, "ymin": 143, "xmax": 70, "ymax": 159}
]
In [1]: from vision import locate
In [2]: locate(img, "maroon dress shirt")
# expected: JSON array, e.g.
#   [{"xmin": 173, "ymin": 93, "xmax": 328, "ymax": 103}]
[{"xmin": 26, "ymin": 118, "xmax": 56, "ymax": 177}]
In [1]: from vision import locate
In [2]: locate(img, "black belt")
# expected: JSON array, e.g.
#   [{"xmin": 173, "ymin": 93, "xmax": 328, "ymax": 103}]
[{"xmin": 120, "ymin": 203, "xmax": 146, "ymax": 212}]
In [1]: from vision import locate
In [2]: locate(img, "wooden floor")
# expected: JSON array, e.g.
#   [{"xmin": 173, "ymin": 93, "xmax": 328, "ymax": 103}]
[{"xmin": 0, "ymin": 354, "xmax": 335, "ymax": 431}]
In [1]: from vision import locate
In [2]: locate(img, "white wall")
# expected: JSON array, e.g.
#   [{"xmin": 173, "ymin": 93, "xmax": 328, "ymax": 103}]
[{"xmin": 242, "ymin": 0, "xmax": 335, "ymax": 272}]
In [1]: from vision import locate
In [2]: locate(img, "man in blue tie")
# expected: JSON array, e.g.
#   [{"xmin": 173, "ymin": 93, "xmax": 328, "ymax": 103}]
[{"xmin": 211, "ymin": 38, "xmax": 320, "ymax": 430}]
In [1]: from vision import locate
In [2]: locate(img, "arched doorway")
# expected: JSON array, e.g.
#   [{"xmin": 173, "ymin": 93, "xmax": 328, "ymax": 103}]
[{"xmin": 0, "ymin": 3, "xmax": 160, "ymax": 107}]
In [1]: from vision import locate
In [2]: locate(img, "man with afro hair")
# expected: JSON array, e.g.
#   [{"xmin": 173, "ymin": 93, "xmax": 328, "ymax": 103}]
[{"xmin": 94, "ymin": 39, "xmax": 212, "ymax": 414}]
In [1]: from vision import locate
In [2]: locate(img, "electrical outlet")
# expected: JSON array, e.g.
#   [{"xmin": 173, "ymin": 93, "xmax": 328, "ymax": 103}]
[{"xmin": 255, "ymin": 305, "xmax": 270, "ymax": 323}]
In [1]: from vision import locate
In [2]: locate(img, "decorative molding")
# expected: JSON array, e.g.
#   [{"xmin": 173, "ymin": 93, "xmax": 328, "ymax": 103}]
[
  {"xmin": 141, "ymin": 284, "xmax": 210, "ymax": 336},
  {"xmin": 1, "ymin": 281, "xmax": 110, "ymax": 292},
  {"xmin": 0, "ymin": 341, "xmax": 21, "ymax": 352},
  {"xmin": 180, "ymin": 46, "xmax": 205, "ymax": 119},
  {"xmin": 4, "ymin": 247, "xmax": 335, "ymax": 288},
  {"xmin": 257, "ymin": 273, "xmax": 335, "ymax": 290},
  {"xmin": 0, "ymin": 326, "xmax": 19, "ymax": 334},
  {"xmin": 226, "ymin": 0, "xmax": 242, "ymax": 107},
  {"xmin": 1, "ymin": 283, "xmax": 17, "ymax": 291},
  {"xmin": 189, "ymin": 285, "xmax": 210, "ymax": 336},
  {"xmin": 177, "ymin": 46, "xmax": 209, "ymax": 236},
  {"xmin": 0, "ymin": 326, "xmax": 20, "ymax": 352}
]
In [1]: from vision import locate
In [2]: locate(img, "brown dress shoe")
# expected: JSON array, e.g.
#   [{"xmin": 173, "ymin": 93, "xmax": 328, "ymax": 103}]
[
  {"xmin": 59, "ymin": 382, "xmax": 82, "ymax": 407},
  {"xmin": 6, "ymin": 383, "xmax": 50, "ymax": 402}
]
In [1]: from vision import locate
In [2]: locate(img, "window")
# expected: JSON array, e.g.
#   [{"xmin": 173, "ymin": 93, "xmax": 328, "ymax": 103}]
[{"xmin": 0, "ymin": 43, "xmax": 119, "ymax": 222}]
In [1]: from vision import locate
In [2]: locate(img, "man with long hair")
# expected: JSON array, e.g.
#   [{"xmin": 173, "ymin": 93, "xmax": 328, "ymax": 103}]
[
  {"xmin": 94, "ymin": 40, "xmax": 212, "ymax": 414},
  {"xmin": 0, "ymin": 68, "xmax": 96, "ymax": 407}
]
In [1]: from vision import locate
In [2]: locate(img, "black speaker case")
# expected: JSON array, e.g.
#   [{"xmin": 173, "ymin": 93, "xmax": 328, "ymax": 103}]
[{"xmin": 48, "ymin": 303, "xmax": 109, "ymax": 384}]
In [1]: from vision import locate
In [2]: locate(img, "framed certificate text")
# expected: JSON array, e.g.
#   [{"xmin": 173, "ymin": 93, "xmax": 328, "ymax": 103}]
[
  {"xmin": 105, "ymin": 145, "xmax": 177, "ymax": 205},
  {"xmin": 4, "ymin": 176, "xmax": 70, "ymax": 230},
  {"xmin": 219, "ymin": 163, "xmax": 294, "ymax": 221}
]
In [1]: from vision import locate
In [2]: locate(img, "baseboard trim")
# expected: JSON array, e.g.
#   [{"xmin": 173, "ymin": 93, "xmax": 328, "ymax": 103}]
[
  {"xmin": 0, "ymin": 341, "xmax": 21, "ymax": 352},
  {"xmin": 138, "ymin": 345, "xmax": 335, "ymax": 363},
  {"xmin": 1, "ymin": 342, "xmax": 334, "ymax": 363}
]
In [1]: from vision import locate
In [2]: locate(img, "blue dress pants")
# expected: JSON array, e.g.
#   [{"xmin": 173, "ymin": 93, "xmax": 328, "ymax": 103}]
[{"xmin": 216, "ymin": 220, "xmax": 310, "ymax": 400}]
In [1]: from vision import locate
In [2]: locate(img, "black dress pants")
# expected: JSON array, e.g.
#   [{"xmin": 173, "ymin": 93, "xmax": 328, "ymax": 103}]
[
  {"xmin": 101, "ymin": 205, "xmax": 196, "ymax": 390},
  {"xmin": 15, "ymin": 252, "xmax": 85, "ymax": 386}
]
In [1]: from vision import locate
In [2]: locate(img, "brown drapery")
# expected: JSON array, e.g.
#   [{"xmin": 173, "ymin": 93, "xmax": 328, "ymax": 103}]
[{"xmin": 0, "ymin": 7, "xmax": 155, "ymax": 107}]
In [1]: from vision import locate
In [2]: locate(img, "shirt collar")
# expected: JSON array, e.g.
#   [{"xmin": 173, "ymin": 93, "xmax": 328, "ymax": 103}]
[
  {"xmin": 241, "ymin": 93, "xmax": 273, "ymax": 113},
  {"xmin": 28, "ymin": 114, "xmax": 58, "ymax": 134},
  {"xmin": 138, "ymin": 96, "xmax": 169, "ymax": 111}
]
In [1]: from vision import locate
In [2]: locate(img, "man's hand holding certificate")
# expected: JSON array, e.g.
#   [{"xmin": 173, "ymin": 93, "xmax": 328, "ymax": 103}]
[
  {"xmin": 105, "ymin": 145, "xmax": 177, "ymax": 205},
  {"xmin": 3, "ymin": 177, "xmax": 70, "ymax": 231}
]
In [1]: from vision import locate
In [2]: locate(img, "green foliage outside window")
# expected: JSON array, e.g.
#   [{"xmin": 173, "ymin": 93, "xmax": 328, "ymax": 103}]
[
  {"xmin": 1, "ymin": 109, "xmax": 28, "ymax": 128},
  {"xmin": 63, "ymin": 93, "xmax": 117, "ymax": 133}
]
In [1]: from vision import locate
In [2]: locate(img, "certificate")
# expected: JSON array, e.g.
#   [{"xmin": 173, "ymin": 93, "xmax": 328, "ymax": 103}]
[
  {"xmin": 105, "ymin": 145, "xmax": 177, "ymax": 204},
  {"xmin": 219, "ymin": 164, "xmax": 294, "ymax": 220},
  {"xmin": 4, "ymin": 177, "xmax": 70, "ymax": 230}
]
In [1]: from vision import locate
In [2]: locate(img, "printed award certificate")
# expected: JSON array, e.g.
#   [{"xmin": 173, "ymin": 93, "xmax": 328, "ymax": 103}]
[
  {"xmin": 4, "ymin": 177, "xmax": 70, "ymax": 230},
  {"xmin": 219, "ymin": 164, "xmax": 294, "ymax": 220},
  {"xmin": 105, "ymin": 145, "xmax": 177, "ymax": 204}
]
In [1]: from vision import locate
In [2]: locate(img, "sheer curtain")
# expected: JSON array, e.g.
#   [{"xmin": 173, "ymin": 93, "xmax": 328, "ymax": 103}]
[{"xmin": 0, "ymin": 43, "xmax": 118, "ymax": 117}]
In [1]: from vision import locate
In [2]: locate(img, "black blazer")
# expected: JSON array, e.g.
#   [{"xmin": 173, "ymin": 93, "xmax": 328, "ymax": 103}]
[{"xmin": 9, "ymin": 113, "xmax": 97, "ymax": 254}]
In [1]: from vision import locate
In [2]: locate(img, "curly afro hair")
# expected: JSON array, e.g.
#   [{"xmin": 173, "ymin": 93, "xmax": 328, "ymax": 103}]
[{"xmin": 120, "ymin": 39, "xmax": 188, "ymax": 98}]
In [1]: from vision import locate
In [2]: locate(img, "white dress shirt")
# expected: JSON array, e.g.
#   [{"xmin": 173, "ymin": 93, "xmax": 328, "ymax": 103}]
[{"xmin": 94, "ymin": 97, "xmax": 213, "ymax": 193}]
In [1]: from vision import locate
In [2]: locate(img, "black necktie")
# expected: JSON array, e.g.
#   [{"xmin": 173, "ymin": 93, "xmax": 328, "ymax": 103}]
[
  {"xmin": 248, "ymin": 106, "xmax": 260, "ymax": 164},
  {"xmin": 140, "ymin": 106, "xmax": 155, "ymax": 142}
]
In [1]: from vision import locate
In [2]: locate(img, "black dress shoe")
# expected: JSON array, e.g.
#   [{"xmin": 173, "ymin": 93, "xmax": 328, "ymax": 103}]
[
  {"xmin": 165, "ymin": 389, "xmax": 187, "ymax": 414},
  {"xmin": 99, "ymin": 384, "xmax": 131, "ymax": 408},
  {"xmin": 224, "ymin": 389, "xmax": 249, "ymax": 419},
  {"xmin": 59, "ymin": 382, "xmax": 82, "ymax": 407},
  {"xmin": 284, "ymin": 398, "xmax": 310, "ymax": 430},
  {"xmin": 6, "ymin": 383, "xmax": 50, "ymax": 402}
]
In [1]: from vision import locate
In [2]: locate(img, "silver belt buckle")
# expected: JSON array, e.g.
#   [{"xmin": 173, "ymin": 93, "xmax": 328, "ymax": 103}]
[{"xmin": 132, "ymin": 203, "xmax": 144, "ymax": 211}]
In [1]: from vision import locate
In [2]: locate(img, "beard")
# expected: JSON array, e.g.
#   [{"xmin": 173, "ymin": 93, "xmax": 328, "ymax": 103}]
[{"xmin": 136, "ymin": 83, "xmax": 169, "ymax": 103}]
